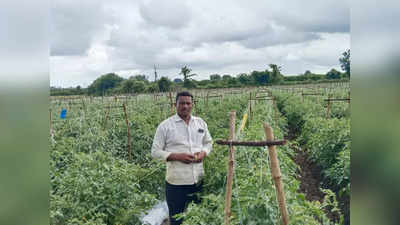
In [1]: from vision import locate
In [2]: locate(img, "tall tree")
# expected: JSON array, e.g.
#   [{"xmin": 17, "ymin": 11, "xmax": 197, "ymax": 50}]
[
  {"xmin": 326, "ymin": 68, "xmax": 342, "ymax": 79},
  {"xmin": 250, "ymin": 70, "xmax": 269, "ymax": 85},
  {"xmin": 209, "ymin": 74, "xmax": 221, "ymax": 81},
  {"xmin": 269, "ymin": 64, "xmax": 283, "ymax": 84},
  {"xmin": 339, "ymin": 49, "xmax": 350, "ymax": 77},
  {"xmin": 180, "ymin": 66, "xmax": 197, "ymax": 88},
  {"xmin": 238, "ymin": 73, "xmax": 251, "ymax": 85},
  {"xmin": 157, "ymin": 77, "xmax": 172, "ymax": 92},
  {"xmin": 88, "ymin": 73, "xmax": 124, "ymax": 96},
  {"xmin": 121, "ymin": 79, "xmax": 135, "ymax": 93}
]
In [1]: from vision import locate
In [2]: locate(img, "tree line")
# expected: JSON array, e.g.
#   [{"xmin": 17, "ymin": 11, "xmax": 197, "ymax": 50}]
[{"xmin": 51, "ymin": 50, "xmax": 350, "ymax": 96}]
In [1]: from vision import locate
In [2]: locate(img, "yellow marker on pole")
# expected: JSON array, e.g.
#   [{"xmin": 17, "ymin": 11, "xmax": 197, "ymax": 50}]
[{"xmin": 240, "ymin": 113, "xmax": 248, "ymax": 131}]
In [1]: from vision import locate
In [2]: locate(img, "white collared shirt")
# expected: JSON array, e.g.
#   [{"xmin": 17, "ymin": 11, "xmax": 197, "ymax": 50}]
[{"xmin": 151, "ymin": 114, "xmax": 213, "ymax": 185}]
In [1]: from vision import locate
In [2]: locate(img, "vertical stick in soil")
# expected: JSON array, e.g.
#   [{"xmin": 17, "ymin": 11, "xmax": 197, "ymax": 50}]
[
  {"xmin": 224, "ymin": 111, "xmax": 236, "ymax": 225},
  {"xmin": 264, "ymin": 123, "xmax": 289, "ymax": 225},
  {"xmin": 49, "ymin": 108, "xmax": 52, "ymax": 135},
  {"xmin": 326, "ymin": 94, "xmax": 331, "ymax": 119},
  {"xmin": 122, "ymin": 103, "xmax": 132, "ymax": 161}
]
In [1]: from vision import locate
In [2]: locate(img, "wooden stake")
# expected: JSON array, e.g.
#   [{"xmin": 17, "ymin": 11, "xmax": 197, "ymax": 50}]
[
  {"xmin": 273, "ymin": 97, "xmax": 278, "ymax": 122},
  {"xmin": 326, "ymin": 94, "xmax": 331, "ymax": 119},
  {"xmin": 224, "ymin": 111, "xmax": 236, "ymax": 225},
  {"xmin": 122, "ymin": 104, "xmax": 132, "ymax": 161},
  {"xmin": 103, "ymin": 104, "xmax": 111, "ymax": 130},
  {"xmin": 249, "ymin": 92, "xmax": 252, "ymax": 121},
  {"xmin": 206, "ymin": 92, "xmax": 209, "ymax": 107},
  {"xmin": 49, "ymin": 108, "xmax": 52, "ymax": 135},
  {"xmin": 348, "ymin": 91, "xmax": 351, "ymax": 104},
  {"xmin": 169, "ymin": 92, "xmax": 174, "ymax": 113},
  {"xmin": 264, "ymin": 123, "xmax": 289, "ymax": 225}
]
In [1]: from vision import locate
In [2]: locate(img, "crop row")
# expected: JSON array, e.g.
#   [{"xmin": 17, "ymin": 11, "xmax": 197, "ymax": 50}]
[
  {"xmin": 181, "ymin": 94, "xmax": 339, "ymax": 225},
  {"xmin": 273, "ymin": 91, "xmax": 350, "ymax": 224}
]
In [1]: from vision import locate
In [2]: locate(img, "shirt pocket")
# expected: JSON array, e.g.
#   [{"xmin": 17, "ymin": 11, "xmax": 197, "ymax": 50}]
[
  {"xmin": 166, "ymin": 127, "xmax": 187, "ymax": 148},
  {"xmin": 192, "ymin": 128, "xmax": 205, "ymax": 147}
]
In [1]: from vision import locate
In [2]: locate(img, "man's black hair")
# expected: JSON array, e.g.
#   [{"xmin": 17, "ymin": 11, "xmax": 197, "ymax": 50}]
[{"xmin": 176, "ymin": 91, "xmax": 194, "ymax": 103}]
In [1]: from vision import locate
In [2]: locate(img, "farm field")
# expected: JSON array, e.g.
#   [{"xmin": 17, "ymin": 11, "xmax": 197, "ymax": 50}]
[{"xmin": 50, "ymin": 82, "xmax": 350, "ymax": 225}]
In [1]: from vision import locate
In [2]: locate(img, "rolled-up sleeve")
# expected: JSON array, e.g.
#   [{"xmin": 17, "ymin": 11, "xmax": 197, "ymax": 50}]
[
  {"xmin": 151, "ymin": 125, "xmax": 171, "ymax": 161},
  {"xmin": 202, "ymin": 123, "xmax": 213, "ymax": 155}
]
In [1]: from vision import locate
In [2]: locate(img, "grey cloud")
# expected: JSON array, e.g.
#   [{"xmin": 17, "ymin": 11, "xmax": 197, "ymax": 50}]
[
  {"xmin": 268, "ymin": 0, "xmax": 350, "ymax": 33},
  {"xmin": 50, "ymin": 0, "xmax": 350, "ymax": 87},
  {"xmin": 139, "ymin": 0, "xmax": 192, "ymax": 29},
  {"xmin": 238, "ymin": 29, "xmax": 321, "ymax": 49},
  {"xmin": 50, "ymin": 0, "xmax": 112, "ymax": 56}
]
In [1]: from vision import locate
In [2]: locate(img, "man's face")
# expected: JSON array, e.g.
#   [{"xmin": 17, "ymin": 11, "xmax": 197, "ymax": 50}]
[{"xmin": 176, "ymin": 96, "xmax": 193, "ymax": 117}]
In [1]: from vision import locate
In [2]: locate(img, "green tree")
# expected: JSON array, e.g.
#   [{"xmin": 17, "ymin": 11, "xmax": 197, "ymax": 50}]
[
  {"xmin": 326, "ymin": 68, "xmax": 342, "ymax": 79},
  {"xmin": 88, "ymin": 73, "xmax": 124, "ymax": 96},
  {"xmin": 157, "ymin": 77, "xmax": 172, "ymax": 92},
  {"xmin": 250, "ymin": 70, "xmax": 269, "ymax": 85},
  {"xmin": 339, "ymin": 49, "xmax": 350, "ymax": 77},
  {"xmin": 183, "ymin": 79, "xmax": 197, "ymax": 88},
  {"xmin": 129, "ymin": 74, "xmax": 149, "ymax": 83},
  {"xmin": 132, "ymin": 81, "xmax": 146, "ymax": 93},
  {"xmin": 121, "ymin": 79, "xmax": 135, "ymax": 93},
  {"xmin": 209, "ymin": 74, "xmax": 221, "ymax": 81},
  {"xmin": 180, "ymin": 66, "xmax": 197, "ymax": 88},
  {"xmin": 222, "ymin": 74, "xmax": 232, "ymax": 81},
  {"xmin": 304, "ymin": 70, "xmax": 312, "ymax": 76},
  {"xmin": 269, "ymin": 64, "xmax": 283, "ymax": 83},
  {"xmin": 238, "ymin": 73, "xmax": 251, "ymax": 85},
  {"xmin": 146, "ymin": 83, "xmax": 158, "ymax": 93}
]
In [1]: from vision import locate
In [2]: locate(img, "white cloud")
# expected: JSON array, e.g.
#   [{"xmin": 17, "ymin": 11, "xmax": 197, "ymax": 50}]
[
  {"xmin": 50, "ymin": 0, "xmax": 350, "ymax": 87},
  {"xmin": 139, "ymin": 0, "xmax": 192, "ymax": 29}
]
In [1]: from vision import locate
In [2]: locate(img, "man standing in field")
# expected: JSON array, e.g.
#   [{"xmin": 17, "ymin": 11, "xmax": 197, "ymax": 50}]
[{"xmin": 151, "ymin": 91, "xmax": 213, "ymax": 225}]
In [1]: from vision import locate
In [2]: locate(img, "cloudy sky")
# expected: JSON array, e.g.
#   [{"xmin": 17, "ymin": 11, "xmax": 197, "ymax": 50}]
[{"xmin": 50, "ymin": 0, "xmax": 350, "ymax": 88}]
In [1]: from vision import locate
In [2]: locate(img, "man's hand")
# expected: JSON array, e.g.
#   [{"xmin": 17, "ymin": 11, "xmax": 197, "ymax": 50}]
[
  {"xmin": 193, "ymin": 151, "xmax": 207, "ymax": 163},
  {"xmin": 167, "ymin": 153, "xmax": 195, "ymax": 164}
]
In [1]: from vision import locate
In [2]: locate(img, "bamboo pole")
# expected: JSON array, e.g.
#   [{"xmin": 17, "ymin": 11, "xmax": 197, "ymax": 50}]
[
  {"xmin": 326, "ymin": 94, "xmax": 331, "ymax": 119},
  {"xmin": 49, "ymin": 108, "xmax": 52, "ymax": 135},
  {"xmin": 103, "ymin": 104, "xmax": 111, "ymax": 130},
  {"xmin": 224, "ymin": 111, "xmax": 236, "ymax": 225},
  {"xmin": 348, "ymin": 91, "xmax": 351, "ymax": 104},
  {"xmin": 273, "ymin": 97, "xmax": 278, "ymax": 122},
  {"xmin": 122, "ymin": 103, "xmax": 132, "ymax": 161},
  {"xmin": 169, "ymin": 92, "xmax": 174, "ymax": 113},
  {"xmin": 264, "ymin": 123, "xmax": 289, "ymax": 225},
  {"xmin": 206, "ymin": 91, "xmax": 209, "ymax": 107},
  {"xmin": 249, "ymin": 92, "xmax": 252, "ymax": 121}
]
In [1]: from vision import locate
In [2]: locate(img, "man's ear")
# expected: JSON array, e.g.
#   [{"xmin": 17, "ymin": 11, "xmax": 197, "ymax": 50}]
[{"xmin": 173, "ymin": 103, "xmax": 176, "ymax": 107}]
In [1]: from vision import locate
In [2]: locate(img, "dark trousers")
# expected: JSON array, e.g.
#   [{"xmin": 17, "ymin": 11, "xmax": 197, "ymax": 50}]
[{"xmin": 165, "ymin": 181, "xmax": 203, "ymax": 225}]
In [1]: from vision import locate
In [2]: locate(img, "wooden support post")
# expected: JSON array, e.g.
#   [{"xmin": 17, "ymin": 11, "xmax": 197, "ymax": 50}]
[
  {"xmin": 81, "ymin": 97, "xmax": 87, "ymax": 112},
  {"xmin": 326, "ymin": 95, "xmax": 331, "ymax": 119},
  {"xmin": 249, "ymin": 92, "xmax": 252, "ymax": 121},
  {"xmin": 103, "ymin": 105, "xmax": 111, "ymax": 130},
  {"xmin": 169, "ymin": 92, "xmax": 174, "ymax": 113},
  {"xmin": 264, "ymin": 124, "xmax": 289, "ymax": 225},
  {"xmin": 348, "ymin": 91, "xmax": 351, "ymax": 104},
  {"xmin": 301, "ymin": 89, "xmax": 304, "ymax": 102},
  {"xmin": 224, "ymin": 111, "xmax": 236, "ymax": 225},
  {"xmin": 49, "ymin": 108, "xmax": 52, "ymax": 135},
  {"xmin": 273, "ymin": 97, "xmax": 278, "ymax": 122},
  {"xmin": 122, "ymin": 104, "xmax": 132, "ymax": 161},
  {"xmin": 206, "ymin": 92, "xmax": 209, "ymax": 107}
]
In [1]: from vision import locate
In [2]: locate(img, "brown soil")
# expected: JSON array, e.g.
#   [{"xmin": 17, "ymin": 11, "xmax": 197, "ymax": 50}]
[{"xmin": 289, "ymin": 143, "xmax": 341, "ymax": 224}]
